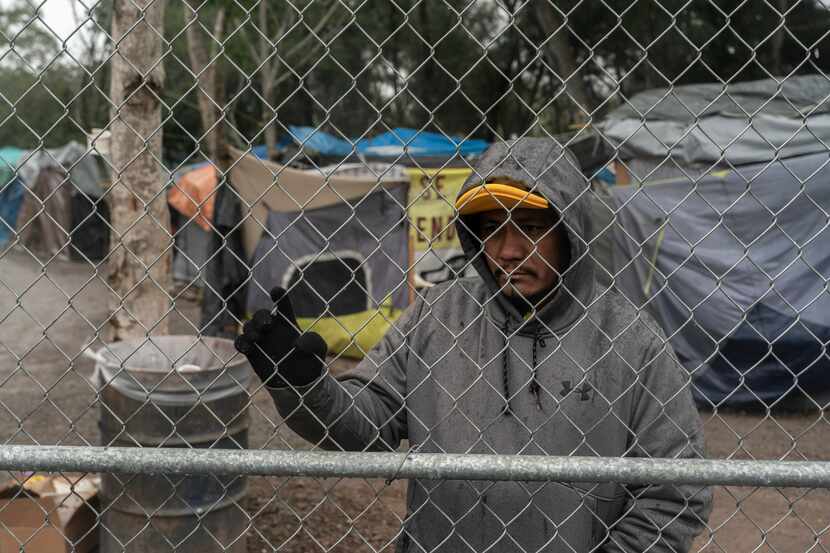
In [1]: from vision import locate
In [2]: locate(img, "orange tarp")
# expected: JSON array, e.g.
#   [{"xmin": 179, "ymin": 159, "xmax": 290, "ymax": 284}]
[{"xmin": 168, "ymin": 164, "xmax": 218, "ymax": 231}]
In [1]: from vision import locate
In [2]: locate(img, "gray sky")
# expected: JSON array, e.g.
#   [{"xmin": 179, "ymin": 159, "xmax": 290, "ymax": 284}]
[{"xmin": 2, "ymin": 0, "xmax": 98, "ymax": 60}]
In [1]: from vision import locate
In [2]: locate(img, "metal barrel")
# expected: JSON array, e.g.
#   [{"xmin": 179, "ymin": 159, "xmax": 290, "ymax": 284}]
[{"xmin": 95, "ymin": 336, "xmax": 251, "ymax": 553}]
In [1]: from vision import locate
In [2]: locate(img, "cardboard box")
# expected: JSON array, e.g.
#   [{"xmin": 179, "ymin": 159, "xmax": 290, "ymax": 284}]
[{"xmin": 0, "ymin": 473, "xmax": 99, "ymax": 553}]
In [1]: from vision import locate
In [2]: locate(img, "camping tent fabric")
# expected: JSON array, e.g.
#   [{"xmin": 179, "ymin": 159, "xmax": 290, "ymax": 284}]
[
  {"xmin": 0, "ymin": 176, "xmax": 24, "ymax": 249},
  {"xmin": 246, "ymin": 183, "xmax": 409, "ymax": 358},
  {"xmin": 69, "ymin": 192, "xmax": 110, "ymax": 262},
  {"xmin": 616, "ymin": 157, "xmax": 725, "ymax": 186},
  {"xmin": 602, "ymin": 114, "xmax": 830, "ymax": 166},
  {"xmin": 600, "ymin": 75, "xmax": 830, "ymax": 165},
  {"xmin": 313, "ymin": 162, "xmax": 409, "ymax": 181},
  {"xmin": 609, "ymin": 151, "xmax": 830, "ymax": 406},
  {"xmin": 227, "ymin": 146, "xmax": 409, "ymax": 259}
]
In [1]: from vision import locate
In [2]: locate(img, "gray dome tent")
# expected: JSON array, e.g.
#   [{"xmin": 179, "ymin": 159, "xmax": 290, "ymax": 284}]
[{"xmin": 598, "ymin": 76, "xmax": 830, "ymax": 408}]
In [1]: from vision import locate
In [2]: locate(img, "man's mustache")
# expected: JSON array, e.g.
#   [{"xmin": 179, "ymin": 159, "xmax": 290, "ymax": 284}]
[{"xmin": 494, "ymin": 267, "xmax": 534, "ymax": 278}]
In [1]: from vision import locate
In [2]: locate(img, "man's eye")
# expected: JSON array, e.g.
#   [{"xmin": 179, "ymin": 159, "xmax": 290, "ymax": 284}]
[
  {"xmin": 521, "ymin": 225, "xmax": 547, "ymax": 237},
  {"xmin": 481, "ymin": 224, "xmax": 499, "ymax": 236}
]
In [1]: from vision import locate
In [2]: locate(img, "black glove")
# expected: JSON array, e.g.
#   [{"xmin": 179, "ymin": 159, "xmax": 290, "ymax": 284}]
[{"xmin": 234, "ymin": 287, "xmax": 328, "ymax": 387}]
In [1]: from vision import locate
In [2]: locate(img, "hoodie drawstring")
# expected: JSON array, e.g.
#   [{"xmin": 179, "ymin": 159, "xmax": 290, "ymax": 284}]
[
  {"xmin": 530, "ymin": 333, "xmax": 544, "ymax": 410},
  {"xmin": 502, "ymin": 321, "xmax": 547, "ymax": 416},
  {"xmin": 502, "ymin": 319, "xmax": 512, "ymax": 416}
]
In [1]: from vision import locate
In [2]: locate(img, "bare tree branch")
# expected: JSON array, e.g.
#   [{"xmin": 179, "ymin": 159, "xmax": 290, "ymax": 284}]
[{"xmin": 184, "ymin": 0, "xmax": 225, "ymax": 160}]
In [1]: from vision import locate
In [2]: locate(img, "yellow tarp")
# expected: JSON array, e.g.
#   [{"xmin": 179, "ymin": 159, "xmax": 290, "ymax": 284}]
[{"xmin": 297, "ymin": 305, "xmax": 402, "ymax": 359}]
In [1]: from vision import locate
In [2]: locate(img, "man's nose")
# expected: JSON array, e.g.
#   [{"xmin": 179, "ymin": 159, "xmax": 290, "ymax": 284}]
[{"xmin": 497, "ymin": 225, "xmax": 531, "ymax": 261}]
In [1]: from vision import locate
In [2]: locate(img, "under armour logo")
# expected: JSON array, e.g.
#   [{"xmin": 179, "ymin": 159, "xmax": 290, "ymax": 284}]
[{"xmin": 560, "ymin": 380, "xmax": 592, "ymax": 401}]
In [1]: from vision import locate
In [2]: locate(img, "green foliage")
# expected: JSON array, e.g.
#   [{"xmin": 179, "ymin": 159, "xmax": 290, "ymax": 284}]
[
  {"xmin": 0, "ymin": 0, "xmax": 111, "ymax": 148},
  {"xmin": 2, "ymin": 0, "xmax": 830, "ymax": 161}
]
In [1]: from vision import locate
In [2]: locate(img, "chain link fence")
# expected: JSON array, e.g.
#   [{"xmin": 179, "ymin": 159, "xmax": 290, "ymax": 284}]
[{"xmin": 2, "ymin": 0, "xmax": 830, "ymax": 552}]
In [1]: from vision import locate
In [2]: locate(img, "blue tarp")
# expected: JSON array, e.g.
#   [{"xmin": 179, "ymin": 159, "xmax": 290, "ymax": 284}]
[
  {"xmin": 0, "ymin": 148, "xmax": 25, "ymax": 248},
  {"xmin": 286, "ymin": 126, "xmax": 489, "ymax": 158},
  {"xmin": 250, "ymin": 144, "xmax": 269, "ymax": 159},
  {"xmin": 287, "ymin": 127, "xmax": 354, "ymax": 158},
  {"xmin": 358, "ymin": 128, "xmax": 489, "ymax": 158}
]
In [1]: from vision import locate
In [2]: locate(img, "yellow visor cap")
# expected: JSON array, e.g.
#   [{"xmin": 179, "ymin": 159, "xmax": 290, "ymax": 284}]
[{"xmin": 455, "ymin": 183, "xmax": 549, "ymax": 216}]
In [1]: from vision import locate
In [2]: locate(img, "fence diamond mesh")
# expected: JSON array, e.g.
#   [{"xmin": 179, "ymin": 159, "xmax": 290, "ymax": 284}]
[{"xmin": 1, "ymin": 0, "xmax": 830, "ymax": 552}]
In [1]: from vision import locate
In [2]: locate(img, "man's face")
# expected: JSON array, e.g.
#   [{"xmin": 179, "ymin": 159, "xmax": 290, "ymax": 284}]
[{"xmin": 478, "ymin": 208, "xmax": 566, "ymax": 300}]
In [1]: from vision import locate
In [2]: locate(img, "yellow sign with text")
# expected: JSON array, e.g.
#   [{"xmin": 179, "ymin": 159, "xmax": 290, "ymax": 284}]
[{"xmin": 406, "ymin": 167, "xmax": 472, "ymax": 251}]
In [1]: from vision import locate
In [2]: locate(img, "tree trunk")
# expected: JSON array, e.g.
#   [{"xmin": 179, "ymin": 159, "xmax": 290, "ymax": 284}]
[
  {"xmin": 533, "ymin": 0, "xmax": 589, "ymax": 127},
  {"xmin": 184, "ymin": 2, "xmax": 225, "ymax": 162},
  {"xmin": 770, "ymin": 0, "xmax": 788, "ymax": 75},
  {"xmin": 107, "ymin": 0, "xmax": 170, "ymax": 341}
]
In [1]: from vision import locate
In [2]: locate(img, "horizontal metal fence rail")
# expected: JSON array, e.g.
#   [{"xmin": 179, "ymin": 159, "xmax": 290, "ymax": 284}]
[{"xmin": 2, "ymin": 446, "xmax": 829, "ymax": 489}]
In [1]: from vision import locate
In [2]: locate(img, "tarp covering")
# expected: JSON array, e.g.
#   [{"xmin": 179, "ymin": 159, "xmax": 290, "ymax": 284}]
[
  {"xmin": 171, "ymin": 218, "xmax": 211, "ymax": 286},
  {"xmin": 287, "ymin": 126, "xmax": 354, "ymax": 157},
  {"xmin": 16, "ymin": 167, "xmax": 72, "ymax": 257},
  {"xmin": 169, "ymin": 164, "xmax": 219, "ymax": 231},
  {"xmin": 13, "ymin": 143, "xmax": 108, "ymax": 258},
  {"xmin": 285, "ymin": 126, "xmax": 489, "ymax": 158},
  {"xmin": 0, "ymin": 148, "xmax": 25, "ymax": 249},
  {"xmin": 359, "ymin": 128, "xmax": 489, "ymax": 158},
  {"xmin": 201, "ymin": 180, "xmax": 249, "ymax": 338},
  {"xmin": 610, "ymin": 152, "xmax": 830, "ymax": 406},
  {"xmin": 601, "ymin": 75, "xmax": 830, "ymax": 165},
  {"xmin": 246, "ymin": 183, "xmax": 409, "ymax": 357},
  {"xmin": 17, "ymin": 142, "xmax": 104, "ymax": 199},
  {"xmin": 168, "ymin": 145, "xmax": 266, "ymax": 243}
]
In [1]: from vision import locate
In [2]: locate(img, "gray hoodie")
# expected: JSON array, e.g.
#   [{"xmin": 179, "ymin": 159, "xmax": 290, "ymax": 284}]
[{"xmin": 270, "ymin": 138, "xmax": 712, "ymax": 553}]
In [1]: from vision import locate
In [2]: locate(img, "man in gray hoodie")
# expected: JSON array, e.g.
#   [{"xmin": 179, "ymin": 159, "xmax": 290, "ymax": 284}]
[{"xmin": 235, "ymin": 138, "xmax": 712, "ymax": 553}]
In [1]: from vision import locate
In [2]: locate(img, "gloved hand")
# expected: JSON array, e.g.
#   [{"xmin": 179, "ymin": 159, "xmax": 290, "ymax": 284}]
[{"xmin": 234, "ymin": 287, "xmax": 328, "ymax": 387}]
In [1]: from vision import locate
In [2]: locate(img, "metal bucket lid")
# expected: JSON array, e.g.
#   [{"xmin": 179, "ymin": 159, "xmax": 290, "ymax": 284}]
[{"xmin": 94, "ymin": 335, "xmax": 251, "ymax": 398}]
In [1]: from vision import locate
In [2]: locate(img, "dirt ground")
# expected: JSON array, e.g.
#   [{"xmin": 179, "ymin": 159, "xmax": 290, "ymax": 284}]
[{"xmin": 0, "ymin": 249, "xmax": 827, "ymax": 553}]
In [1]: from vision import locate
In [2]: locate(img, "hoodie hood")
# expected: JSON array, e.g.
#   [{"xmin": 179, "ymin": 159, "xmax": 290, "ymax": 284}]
[{"xmin": 456, "ymin": 138, "xmax": 596, "ymax": 333}]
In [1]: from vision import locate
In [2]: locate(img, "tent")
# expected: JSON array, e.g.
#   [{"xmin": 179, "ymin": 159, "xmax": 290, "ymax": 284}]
[
  {"xmin": 600, "ymin": 74, "xmax": 830, "ymax": 171},
  {"xmin": 1, "ymin": 143, "xmax": 109, "ymax": 260},
  {"xmin": 610, "ymin": 153, "xmax": 830, "ymax": 407},
  {"xmin": 167, "ymin": 147, "xmax": 270, "ymax": 290},
  {"xmin": 225, "ymin": 147, "xmax": 412, "ymax": 357},
  {"xmin": 198, "ymin": 146, "xmax": 481, "ymax": 352},
  {"xmin": 598, "ymin": 75, "xmax": 830, "ymax": 408}
]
